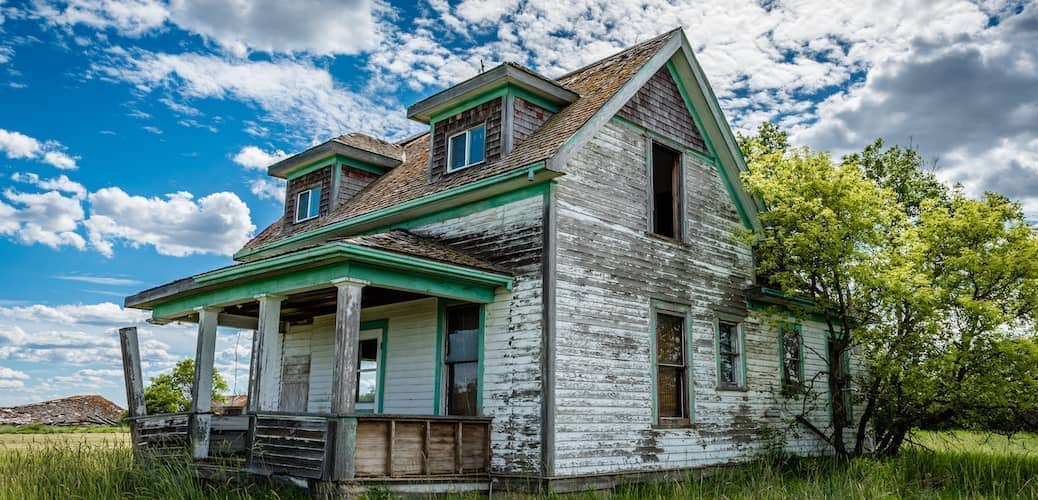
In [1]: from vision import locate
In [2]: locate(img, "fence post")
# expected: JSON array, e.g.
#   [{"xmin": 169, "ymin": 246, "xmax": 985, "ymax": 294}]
[{"xmin": 119, "ymin": 326, "xmax": 146, "ymax": 459}]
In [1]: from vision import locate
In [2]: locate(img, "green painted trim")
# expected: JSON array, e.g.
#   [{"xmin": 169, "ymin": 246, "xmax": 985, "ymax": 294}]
[
  {"xmin": 201, "ymin": 242, "xmax": 513, "ymax": 290},
  {"xmin": 429, "ymin": 87, "xmax": 508, "ymax": 126},
  {"xmin": 363, "ymin": 183, "xmax": 549, "ymax": 235},
  {"xmin": 234, "ymin": 162, "xmax": 552, "ymax": 261},
  {"xmin": 665, "ymin": 61, "xmax": 719, "ymax": 158},
  {"xmin": 714, "ymin": 318, "xmax": 748, "ymax": 390},
  {"xmin": 510, "ymin": 85, "xmax": 562, "ymax": 113},
  {"xmin": 739, "ymin": 323, "xmax": 748, "ymax": 388},
  {"xmin": 611, "ymin": 115, "xmax": 716, "ymax": 163},
  {"xmin": 361, "ymin": 319, "xmax": 389, "ymax": 414},
  {"xmin": 283, "ymin": 153, "xmax": 390, "ymax": 181},
  {"xmin": 433, "ymin": 299, "xmax": 445, "ymax": 415},
  {"xmin": 778, "ymin": 322, "xmax": 805, "ymax": 389},
  {"xmin": 152, "ymin": 260, "xmax": 500, "ymax": 319},
  {"xmin": 665, "ymin": 57, "xmax": 760, "ymax": 231},
  {"xmin": 649, "ymin": 299, "xmax": 695, "ymax": 424},
  {"xmin": 476, "ymin": 303, "xmax": 486, "ymax": 416}
]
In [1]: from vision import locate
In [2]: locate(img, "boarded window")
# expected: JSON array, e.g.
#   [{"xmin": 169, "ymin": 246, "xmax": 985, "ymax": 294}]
[
  {"xmin": 650, "ymin": 142, "xmax": 682, "ymax": 239},
  {"xmin": 656, "ymin": 312, "xmax": 688, "ymax": 424},
  {"xmin": 718, "ymin": 321, "xmax": 743, "ymax": 388},
  {"xmin": 445, "ymin": 304, "xmax": 480, "ymax": 416},
  {"xmin": 781, "ymin": 324, "xmax": 803, "ymax": 390}
]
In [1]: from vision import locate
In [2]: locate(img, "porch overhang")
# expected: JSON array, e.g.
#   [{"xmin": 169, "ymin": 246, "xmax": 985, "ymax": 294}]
[{"xmin": 126, "ymin": 241, "xmax": 514, "ymax": 322}]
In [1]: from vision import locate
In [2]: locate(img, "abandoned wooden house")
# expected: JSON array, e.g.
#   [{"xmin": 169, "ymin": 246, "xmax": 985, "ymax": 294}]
[{"xmin": 121, "ymin": 28, "xmax": 856, "ymax": 494}]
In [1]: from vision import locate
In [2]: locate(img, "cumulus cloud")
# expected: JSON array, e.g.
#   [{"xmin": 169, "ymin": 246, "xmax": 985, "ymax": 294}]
[
  {"xmin": 37, "ymin": 0, "xmax": 385, "ymax": 56},
  {"xmin": 233, "ymin": 145, "xmax": 287, "ymax": 171},
  {"xmin": 0, "ymin": 188, "xmax": 86, "ymax": 250},
  {"xmin": 83, "ymin": 187, "xmax": 255, "ymax": 257},
  {"xmin": 92, "ymin": 48, "xmax": 418, "ymax": 141},
  {"xmin": 0, "ymin": 366, "xmax": 30, "ymax": 389},
  {"xmin": 248, "ymin": 177, "xmax": 285, "ymax": 203},
  {"xmin": 0, "ymin": 128, "xmax": 78, "ymax": 169},
  {"xmin": 0, "ymin": 302, "xmax": 150, "ymax": 325},
  {"xmin": 792, "ymin": 3, "xmax": 1038, "ymax": 217},
  {"xmin": 11, "ymin": 172, "xmax": 86, "ymax": 198}
]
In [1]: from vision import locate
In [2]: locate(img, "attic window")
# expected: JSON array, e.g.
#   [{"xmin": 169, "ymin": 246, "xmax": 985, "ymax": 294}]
[
  {"xmin": 295, "ymin": 187, "xmax": 321, "ymax": 222},
  {"xmin": 447, "ymin": 124, "xmax": 486, "ymax": 173},
  {"xmin": 649, "ymin": 142, "xmax": 683, "ymax": 239}
]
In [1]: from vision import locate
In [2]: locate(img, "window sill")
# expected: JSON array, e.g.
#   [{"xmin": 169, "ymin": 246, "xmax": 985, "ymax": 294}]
[
  {"xmin": 653, "ymin": 418, "xmax": 692, "ymax": 429},
  {"xmin": 294, "ymin": 215, "xmax": 319, "ymax": 224}
]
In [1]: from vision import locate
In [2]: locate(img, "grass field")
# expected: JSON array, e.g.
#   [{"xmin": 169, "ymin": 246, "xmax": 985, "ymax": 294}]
[{"xmin": 0, "ymin": 429, "xmax": 1036, "ymax": 499}]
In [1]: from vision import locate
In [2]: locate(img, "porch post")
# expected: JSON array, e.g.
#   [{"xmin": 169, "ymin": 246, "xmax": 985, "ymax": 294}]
[
  {"xmin": 329, "ymin": 278, "xmax": 366, "ymax": 482},
  {"xmin": 251, "ymin": 294, "xmax": 284, "ymax": 412},
  {"xmin": 189, "ymin": 306, "xmax": 220, "ymax": 459},
  {"xmin": 118, "ymin": 327, "xmax": 145, "ymax": 458},
  {"xmin": 330, "ymin": 279, "xmax": 366, "ymax": 415}
]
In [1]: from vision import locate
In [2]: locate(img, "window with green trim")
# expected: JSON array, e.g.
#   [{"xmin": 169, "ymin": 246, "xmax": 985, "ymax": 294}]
[
  {"xmin": 656, "ymin": 311, "xmax": 689, "ymax": 425},
  {"xmin": 780, "ymin": 324, "xmax": 803, "ymax": 390},
  {"xmin": 356, "ymin": 338, "xmax": 378, "ymax": 405},
  {"xmin": 447, "ymin": 124, "xmax": 486, "ymax": 173},
  {"xmin": 445, "ymin": 304, "xmax": 480, "ymax": 416},
  {"xmin": 295, "ymin": 187, "xmax": 321, "ymax": 222},
  {"xmin": 717, "ymin": 320, "xmax": 744, "ymax": 389},
  {"xmin": 649, "ymin": 141, "xmax": 683, "ymax": 240}
]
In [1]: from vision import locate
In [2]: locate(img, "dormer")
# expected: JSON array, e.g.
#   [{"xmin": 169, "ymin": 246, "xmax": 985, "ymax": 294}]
[
  {"xmin": 267, "ymin": 133, "xmax": 404, "ymax": 233},
  {"xmin": 406, "ymin": 63, "xmax": 578, "ymax": 183}
]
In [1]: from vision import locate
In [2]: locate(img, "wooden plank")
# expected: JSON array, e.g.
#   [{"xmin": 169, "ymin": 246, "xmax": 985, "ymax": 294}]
[
  {"xmin": 119, "ymin": 327, "xmax": 145, "ymax": 458},
  {"xmin": 461, "ymin": 422, "xmax": 488, "ymax": 472},
  {"xmin": 254, "ymin": 294, "xmax": 284, "ymax": 412},
  {"xmin": 392, "ymin": 422, "xmax": 423, "ymax": 476},
  {"xmin": 330, "ymin": 280, "xmax": 364, "ymax": 415},
  {"xmin": 354, "ymin": 420, "xmax": 388, "ymax": 477},
  {"xmin": 427, "ymin": 422, "xmax": 457, "ymax": 475},
  {"xmin": 190, "ymin": 307, "xmax": 220, "ymax": 460},
  {"xmin": 423, "ymin": 421, "xmax": 431, "ymax": 475},
  {"xmin": 387, "ymin": 420, "xmax": 395, "ymax": 477},
  {"xmin": 455, "ymin": 421, "xmax": 463, "ymax": 474}
]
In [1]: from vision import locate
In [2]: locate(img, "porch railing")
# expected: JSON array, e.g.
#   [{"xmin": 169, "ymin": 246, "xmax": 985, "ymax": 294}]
[
  {"xmin": 131, "ymin": 413, "xmax": 251, "ymax": 461},
  {"xmin": 247, "ymin": 412, "xmax": 493, "ymax": 481}
]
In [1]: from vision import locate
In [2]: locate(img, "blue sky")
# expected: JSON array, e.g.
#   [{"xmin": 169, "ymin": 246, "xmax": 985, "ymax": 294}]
[{"xmin": 0, "ymin": 0, "xmax": 1035, "ymax": 407}]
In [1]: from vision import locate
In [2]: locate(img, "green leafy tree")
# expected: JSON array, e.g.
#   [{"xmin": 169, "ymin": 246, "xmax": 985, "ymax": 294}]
[{"xmin": 144, "ymin": 359, "xmax": 228, "ymax": 414}]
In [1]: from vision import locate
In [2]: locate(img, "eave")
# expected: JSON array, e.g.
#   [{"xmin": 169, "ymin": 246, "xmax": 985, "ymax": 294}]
[{"xmin": 268, "ymin": 140, "xmax": 400, "ymax": 180}]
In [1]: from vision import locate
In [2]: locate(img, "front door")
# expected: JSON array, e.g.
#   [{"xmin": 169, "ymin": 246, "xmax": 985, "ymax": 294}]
[
  {"xmin": 355, "ymin": 328, "xmax": 382, "ymax": 413},
  {"xmin": 279, "ymin": 354, "xmax": 311, "ymax": 412}
]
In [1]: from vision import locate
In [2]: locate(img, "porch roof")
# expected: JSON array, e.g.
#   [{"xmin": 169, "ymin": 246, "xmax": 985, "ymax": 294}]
[{"xmin": 125, "ymin": 230, "xmax": 513, "ymax": 321}]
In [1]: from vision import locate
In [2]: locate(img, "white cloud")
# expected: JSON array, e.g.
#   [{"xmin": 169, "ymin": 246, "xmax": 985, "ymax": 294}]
[
  {"xmin": 54, "ymin": 274, "xmax": 142, "ymax": 286},
  {"xmin": 35, "ymin": 0, "xmax": 170, "ymax": 36},
  {"xmin": 0, "ymin": 128, "xmax": 78, "ymax": 170},
  {"xmin": 233, "ymin": 145, "xmax": 287, "ymax": 171},
  {"xmin": 249, "ymin": 177, "xmax": 285, "ymax": 203},
  {"xmin": 0, "ymin": 302, "xmax": 149, "ymax": 325},
  {"xmin": 142, "ymin": 125, "xmax": 162, "ymax": 135},
  {"xmin": 0, "ymin": 366, "xmax": 30, "ymax": 389},
  {"xmin": 84, "ymin": 187, "xmax": 255, "ymax": 257},
  {"xmin": 0, "ymin": 189, "xmax": 86, "ymax": 250},
  {"xmin": 36, "ymin": 0, "xmax": 385, "ymax": 56},
  {"xmin": 92, "ymin": 49, "xmax": 418, "ymax": 141},
  {"xmin": 11, "ymin": 172, "xmax": 87, "ymax": 198}
]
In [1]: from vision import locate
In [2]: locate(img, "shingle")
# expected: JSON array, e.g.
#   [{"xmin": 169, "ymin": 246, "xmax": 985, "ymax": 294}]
[{"xmin": 239, "ymin": 30, "xmax": 677, "ymax": 257}]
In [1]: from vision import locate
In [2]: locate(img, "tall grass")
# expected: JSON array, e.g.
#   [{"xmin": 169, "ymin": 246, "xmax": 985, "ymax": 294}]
[{"xmin": 0, "ymin": 440, "xmax": 307, "ymax": 500}]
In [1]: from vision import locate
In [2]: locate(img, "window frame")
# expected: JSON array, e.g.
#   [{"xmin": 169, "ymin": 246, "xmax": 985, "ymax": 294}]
[
  {"xmin": 646, "ymin": 139, "xmax": 686, "ymax": 242},
  {"xmin": 779, "ymin": 323, "xmax": 804, "ymax": 392},
  {"xmin": 438, "ymin": 302, "xmax": 485, "ymax": 416},
  {"xmin": 715, "ymin": 318, "xmax": 746, "ymax": 390},
  {"xmin": 294, "ymin": 187, "xmax": 321, "ymax": 222},
  {"xmin": 446, "ymin": 123, "xmax": 487, "ymax": 173},
  {"xmin": 650, "ymin": 300, "xmax": 693, "ymax": 428}
]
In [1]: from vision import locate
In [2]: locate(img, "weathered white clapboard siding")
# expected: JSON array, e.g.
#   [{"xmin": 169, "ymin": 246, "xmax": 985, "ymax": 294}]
[
  {"xmin": 411, "ymin": 195, "xmax": 545, "ymax": 474},
  {"xmin": 551, "ymin": 121, "xmax": 840, "ymax": 476},
  {"xmin": 279, "ymin": 298, "xmax": 439, "ymax": 414}
]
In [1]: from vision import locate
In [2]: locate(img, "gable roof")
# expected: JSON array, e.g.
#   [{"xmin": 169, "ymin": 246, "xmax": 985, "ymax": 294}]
[{"xmin": 237, "ymin": 28, "xmax": 759, "ymax": 260}]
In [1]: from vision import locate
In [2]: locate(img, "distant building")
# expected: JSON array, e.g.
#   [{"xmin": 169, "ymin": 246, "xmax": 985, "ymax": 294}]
[
  {"xmin": 212, "ymin": 395, "xmax": 247, "ymax": 416},
  {"xmin": 0, "ymin": 395, "xmax": 123, "ymax": 426}
]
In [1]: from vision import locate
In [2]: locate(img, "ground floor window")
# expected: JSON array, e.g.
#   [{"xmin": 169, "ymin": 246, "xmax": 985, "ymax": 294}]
[
  {"xmin": 781, "ymin": 324, "xmax": 803, "ymax": 392},
  {"xmin": 445, "ymin": 304, "xmax": 481, "ymax": 416},
  {"xmin": 654, "ymin": 306, "xmax": 690, "ymax": 426},
  {"xmin": 717, "ymin": 320, "xmax": 744, "ymax": 388},
  {"xmin": 356, "ymin": 338, "xmax": 378, "ymax": 405}
]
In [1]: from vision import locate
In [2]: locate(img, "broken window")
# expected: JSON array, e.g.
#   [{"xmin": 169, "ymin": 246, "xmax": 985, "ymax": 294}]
[
  {"xmin": 656, "ymin": 311, "xmax": 689, "ymax": 425},
  {"xmin": 717, "ymin": 321, "xmax": 744, "ymax": 388},
  {"xmin": 445, "ymin": 304, "xmax": 481, "ymax": 416},
  {"xmin": 649, "ymin": 142, "xmax": 682, "ymax": 239},
  {"xmin": 781, "ymin": 324, "xmax": 803, "ymax": 391}
]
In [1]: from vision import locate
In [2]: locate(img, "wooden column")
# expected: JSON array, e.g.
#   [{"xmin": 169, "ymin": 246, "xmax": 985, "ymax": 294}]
[
  {"xmin": 330, "ymin": 279, "xmax": 366, "ymax": 415},
  {"xmin": 119, "ymin": 327, "xmax": 145, "ymax": 457},
  {"xmin": 329, "ymin": 279, "xmax": 366, "ymax": 482},
  {"xmin": 251, "ymin": 294, "xmax": 284, "ymax": 412},
  {"xmin": 189, "ymin": 307, "xmax": 220, "ymax": 459}
]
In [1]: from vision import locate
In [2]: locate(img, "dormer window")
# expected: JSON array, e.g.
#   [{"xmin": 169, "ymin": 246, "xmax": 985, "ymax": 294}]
[
  {"xmin": 447, "ymin": 124, "xmax": 486, "ymax": 173},
  {"xmin": 295, "ymin": 187, "xmax": 321, "ymax": 222}
]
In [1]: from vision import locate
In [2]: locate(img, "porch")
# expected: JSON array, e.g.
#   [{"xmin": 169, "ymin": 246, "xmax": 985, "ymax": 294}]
[{"xmin": 120, "ymin": 232, "xmax": 512, "ymax": 491}]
